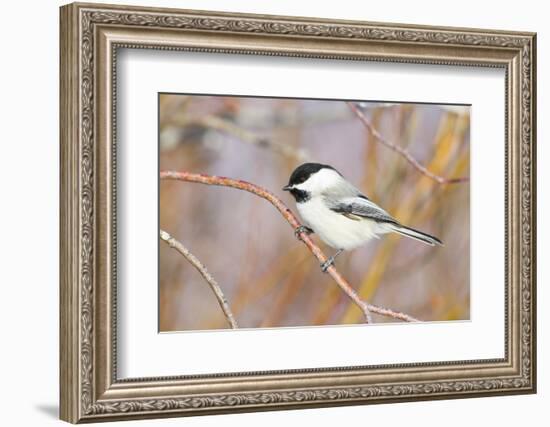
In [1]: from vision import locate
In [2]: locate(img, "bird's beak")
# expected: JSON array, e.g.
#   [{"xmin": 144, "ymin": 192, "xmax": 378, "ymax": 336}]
[{"xmin": 282, "ymin": 185, "xmax": 292, "ymax": 191}]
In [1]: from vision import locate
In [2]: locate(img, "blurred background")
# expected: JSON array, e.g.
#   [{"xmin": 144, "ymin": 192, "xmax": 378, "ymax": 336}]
[{"xmin": 159, "ymin": 94, "xmax": 470, "ymax": 331}]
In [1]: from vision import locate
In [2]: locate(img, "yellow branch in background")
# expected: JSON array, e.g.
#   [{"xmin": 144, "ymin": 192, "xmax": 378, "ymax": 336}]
[
  {"xmin": 260, "ymin": 258, "xmax": 312, "ymax": 327},
  {"xmin": 218, "ymin": 246, "xmax": 306, "ymax": 324},
  {"xmin": 339, "ymin": 113, "xmax": 469, "ymax": 324}
]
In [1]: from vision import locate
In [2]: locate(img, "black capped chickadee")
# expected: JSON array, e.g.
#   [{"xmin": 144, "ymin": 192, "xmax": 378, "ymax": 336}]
[{"xmin": 283, "ymin": 163, "xmax": 442, "ymax": 271}]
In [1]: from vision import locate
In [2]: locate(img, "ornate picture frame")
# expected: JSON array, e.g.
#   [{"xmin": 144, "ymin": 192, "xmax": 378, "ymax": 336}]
[{"xmin": 60, "ymin": 2, "xmax": 536, "ymax": 423}]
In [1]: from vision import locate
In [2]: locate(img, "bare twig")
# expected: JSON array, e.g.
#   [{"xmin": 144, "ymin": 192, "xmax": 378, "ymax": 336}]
[
  {"xmin": 368, "ymin": 305, "xmax": 418, "ymax": 323},
  {"xmin": 161, "ymin": 170, "xmax": 420, "ymax": 323},
  {"xmin": 159, "ymin": 229, "xmax": 238, "ymax": 329},
  {"xmin": 167, "ymin": 115, "xmax": 308, "ymax": 161},
  {"xmin": 347, "ymin": 102, "xmax": 469, "ymax": 185}
]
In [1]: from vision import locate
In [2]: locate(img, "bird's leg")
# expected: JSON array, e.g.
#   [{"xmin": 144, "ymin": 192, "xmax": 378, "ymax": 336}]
[
  {"xmin": 321, "ymin": 249, "xmax": 344, "ymax": 273},
  {"xmin": 294, "ymin": 225, "xmax": 314, "ymax": 240}
]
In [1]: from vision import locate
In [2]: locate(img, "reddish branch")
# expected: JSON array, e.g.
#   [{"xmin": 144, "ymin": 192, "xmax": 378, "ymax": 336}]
[
  {"xmin": 347, "ymin": 102, "xmax": 469, "ymax": 185},
  {"xmin": 160, "ymin": 229, "xmax": 238, "ymax": 329},
  {"xmin": 161, "ymin": 170, "xmax": 420, "ymax": 324}
]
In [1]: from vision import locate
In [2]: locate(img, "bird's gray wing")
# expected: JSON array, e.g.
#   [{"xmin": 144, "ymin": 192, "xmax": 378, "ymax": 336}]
[{"xmin": 327, "ymin": 196, "xmax": 398, "ymax": 224}]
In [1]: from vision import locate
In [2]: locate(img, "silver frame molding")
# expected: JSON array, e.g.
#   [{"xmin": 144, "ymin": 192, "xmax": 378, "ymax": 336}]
[{"xmin": 60, "ymin": 2, "xmax": 536, "ymax": 423}]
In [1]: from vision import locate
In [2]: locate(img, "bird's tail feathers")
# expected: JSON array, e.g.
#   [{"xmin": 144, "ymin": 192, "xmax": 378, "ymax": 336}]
[{"xmin": 388, "ymin": 224, "xmax": 443, "ymax": 246}]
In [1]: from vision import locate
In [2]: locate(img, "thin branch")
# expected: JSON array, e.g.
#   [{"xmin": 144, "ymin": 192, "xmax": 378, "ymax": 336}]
[
  {"xmin": 347, "ymin": 102, "xmax": 469, "ymax": 185},
  {"xmin": 159, "ymin": 229, "xmax": 238, "ymax": 329},
  {"xmin": 368, "ymin": 305, "xmax": 418, "ymax": 323},
  {"xmin": 161, "ymin": 170, "xmax": 420, "ymax": 323},
  {"xmin": 167, "ymin": 115, "xmax": 308, "ymax": 161}
]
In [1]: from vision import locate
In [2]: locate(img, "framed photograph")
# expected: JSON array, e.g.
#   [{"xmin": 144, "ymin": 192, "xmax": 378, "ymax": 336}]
[{"xmin": 60, "ymin": 2, "xmax": 536, "ymax": 423}]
